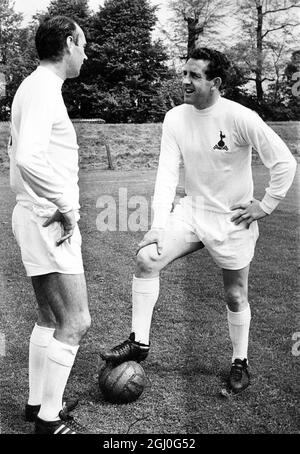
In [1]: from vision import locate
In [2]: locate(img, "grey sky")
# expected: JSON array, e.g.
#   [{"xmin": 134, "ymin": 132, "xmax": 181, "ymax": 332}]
[{"xmin": 13, "ymin": 0, "xmax": 170, "ymax": 25}]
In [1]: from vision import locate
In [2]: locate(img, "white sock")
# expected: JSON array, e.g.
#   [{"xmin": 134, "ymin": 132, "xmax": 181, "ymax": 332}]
[
  {"xmin": 28, "ymin": 324, "xmax": 55, "ymax": 406},
  {"xmin": 38, "ymin": 337, "xmax": 79, "ymax": 422},
  {"xmin": 131, "ymin": 275, "xmax": 159, "ymax": 345},
  {"xmin": 227, "ymin": 305, "xmax": 251, "ymax": 363}
]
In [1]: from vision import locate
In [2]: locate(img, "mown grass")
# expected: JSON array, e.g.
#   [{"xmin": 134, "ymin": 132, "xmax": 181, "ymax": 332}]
[
  {"xmin": 0, "ymin": 119, "xmax": 298, "ymax": 435},
  {"xmin": 0, "ymin": 163, "xmax": 299, "ymax": 434}
]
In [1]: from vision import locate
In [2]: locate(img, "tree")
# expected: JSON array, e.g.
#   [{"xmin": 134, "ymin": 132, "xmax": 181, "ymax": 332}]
[
  {"xmin": 0, "ymin": 0, "xmax": 37, "ymax": 119},
  {"xmin": 87, "ymin": 0, "xmax": 172, "ymax": 122},
  {"xmin": 235, "ymin": 0, "xmax": 300, "ymax": 106},
  {"xmin": 40, "ymin": 0, "xmax": 92, "ymax": 31},
  {"xmin": 281, "ymin": 50, "xmax": 300, "ymax": 119},
  {"xmin": 167, "ymin": 0, "xmax": 235, "ymax": 59}
]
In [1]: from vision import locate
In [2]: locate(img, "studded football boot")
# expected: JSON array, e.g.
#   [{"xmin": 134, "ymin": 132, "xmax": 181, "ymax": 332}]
[
  {"xmin": 228, "ymin": 358, "xmax": 250, "ymax": 393},
  {"xmin": 25, "ymin": 398, "xmax": 79, "ymax": 422},
  {"xmin": 35, "ymin": 410, "xmax": 90, "ymax": 434},
  {"xmin": 100, "ymin": 332, "xmax": 150, "ymax": 365}
]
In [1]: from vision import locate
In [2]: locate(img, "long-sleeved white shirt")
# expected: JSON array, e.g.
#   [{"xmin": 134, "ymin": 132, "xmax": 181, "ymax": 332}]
[
  {"xmin": 9, "ymin": 66, "xmax": 79, "ymax": 215},
  {"xmin": 152, "ymin": 96, "xmax": 297, "ymax": 229}
]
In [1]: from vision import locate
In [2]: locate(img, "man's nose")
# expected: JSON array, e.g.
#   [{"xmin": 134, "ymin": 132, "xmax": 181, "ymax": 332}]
[{"xmin": 182, "ymin": 74, "xmax": 191, "ymax": 85}]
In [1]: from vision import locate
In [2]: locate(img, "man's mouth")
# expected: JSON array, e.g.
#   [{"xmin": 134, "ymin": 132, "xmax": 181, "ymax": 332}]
[{"xmin": 184, "ymin": 88, "xmax": 195, "ymax": 94}]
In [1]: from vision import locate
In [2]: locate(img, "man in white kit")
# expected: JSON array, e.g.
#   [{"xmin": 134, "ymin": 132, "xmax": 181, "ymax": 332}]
[
  {"xmin": 101, "ymin": 48, "xmax": 297, "ymax": 394},
  {"xmin": 10, "ymin": 16, "xmax": 91, "ymax": 433}
]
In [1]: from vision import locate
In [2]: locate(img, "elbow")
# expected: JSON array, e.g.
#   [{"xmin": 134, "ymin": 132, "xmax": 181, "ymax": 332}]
[
  {"xmin": 287, "ymin": 156, "xmax": 297, "ymax": 182},
  {"xmin": 291, "ymin": 156, "xmax": 297, "ymax": 175},
  {"xmin": 16, "ymin": 156, "xmax": 34, "ymax": 181},
  {"xmin": 16, "ymin": 156, "xmax": 27, "ymax": 171},
  {"xmin": 16, "ymin": 156, "xmax": 33, "ymax": 174}
]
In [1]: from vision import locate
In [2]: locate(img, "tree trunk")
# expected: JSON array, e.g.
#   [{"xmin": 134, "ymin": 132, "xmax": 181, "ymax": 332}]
[
  {"xmin": 186, "ymin": 17, "xmax": 204, "ymax": 58},
  {"xmin": 256, "ymin": 1, "xmax": 264, "ymax": 104}
]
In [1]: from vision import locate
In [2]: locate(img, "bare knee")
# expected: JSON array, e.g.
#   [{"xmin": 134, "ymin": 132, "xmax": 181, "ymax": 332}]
[
  {"xmin": 135, "ymin": 246, "xmax": 162, "ymax": 278},
  {"xmin": 76, "ymin": 311, "xmax": 91, "ymax": 339},
  {"xmin": 57, "ymin": 311, "xmax": 91, "ymax": 344},
  {"xmin": 79, "ymin": 311, "xmax": 91, "ymax": 337},
  {"xmin": 225, "ymin": 287, "xmax": 248, "ymax": 312}
]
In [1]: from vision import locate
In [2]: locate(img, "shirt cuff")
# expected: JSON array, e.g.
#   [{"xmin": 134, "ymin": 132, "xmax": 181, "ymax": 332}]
[
  {"xmin": 53, "ymin": 194, "xmax": 73, "ymax": 213},
  {"xmin": 259, "ymin": 193, "xmax": 281, "ymax": 215}
]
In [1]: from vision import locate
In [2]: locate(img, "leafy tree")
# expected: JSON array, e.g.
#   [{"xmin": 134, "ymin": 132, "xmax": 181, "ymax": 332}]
[
  {"xmin": 46, "ymin": 0, "xmax": 91, "ymax": 26},
  {"xmin": 87, "ymin": 0, "xmax": 172, "ymax": 122},
  {"xmin": 167, "ymin": 0, "xmax": 235, "ymax": 59},
  {"xmin": 235, "ymin": 0, "xmax": 300, "ymax": 105},
  {"xmin": 0, "ymin": 0, "xmax": 37, "ymax": 119},
  {"xmin": 278, "ymin": 50, "xmax": 300, "ymax": 119}
]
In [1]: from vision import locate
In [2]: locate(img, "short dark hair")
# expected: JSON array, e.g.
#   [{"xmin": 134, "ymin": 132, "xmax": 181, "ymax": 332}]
[
  {"xmin": 189, "ymin": 47, "xmax": 231, "ymax": 87},
  {"xmin": 35, "ymin": 16, "xmax": 79, "ymax": 62}
]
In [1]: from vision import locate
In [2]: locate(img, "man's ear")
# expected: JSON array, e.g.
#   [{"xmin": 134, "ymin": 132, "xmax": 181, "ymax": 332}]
[
  {"xmin": 212, "ymin": 77, "xmax": 222, "ymax": 90},
  {"xmin": 66, "ymin": 35, "xmax": 74, "ymax": 53}
]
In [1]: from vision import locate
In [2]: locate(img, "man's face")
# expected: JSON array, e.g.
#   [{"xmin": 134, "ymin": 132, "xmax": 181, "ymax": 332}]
[
  {"xmin": 182, "ymin": 59, "xmax": 215, "ymax": 109},
  {"xmin": 66, "ymin": 25, "xmax": 87, "ymax": 78}
]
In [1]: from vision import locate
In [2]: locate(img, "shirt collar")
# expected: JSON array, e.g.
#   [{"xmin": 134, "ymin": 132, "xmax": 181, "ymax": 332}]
[{"xmin": 36, "ymin": 65, "xmax": 64, "ymax": 88}]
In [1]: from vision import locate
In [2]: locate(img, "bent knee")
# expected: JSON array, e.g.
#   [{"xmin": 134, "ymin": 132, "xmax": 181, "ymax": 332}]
[
  {"xmin": 136, "ymin": 245, "xmax": 162, "ymax": 276},
  {"xmin": 225, "ymin": 287, "xmax": 248, "ymax": 311}
]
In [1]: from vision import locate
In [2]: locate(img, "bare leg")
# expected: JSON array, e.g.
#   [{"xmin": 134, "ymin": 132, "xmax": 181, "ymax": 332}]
[
  {"xmin": 101, "ymin": 221, "xmax": 204, "ymax": 359},
  {"xmin": 31, "ymin": 272, "xmax": 90, "ymax": 345},
  {"xmin": 222, "ymin": 266, "xmax": 249, "ymax": 312},
  {"xmin": 30, "ymin": 272, "xmax": 90, "ymax": 421},
  {"xmin": 132, "ymin": 222, "xmax": 203, "ymax": 343},
  {"xmin": 222, "ymin": 266, "xmax": 251, "ymax": 392}
]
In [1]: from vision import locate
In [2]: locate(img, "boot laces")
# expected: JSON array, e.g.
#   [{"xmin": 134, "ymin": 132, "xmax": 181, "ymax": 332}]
[{"xmin": 112, "ymin": 339, "xmax": 132, "ymax": 355}]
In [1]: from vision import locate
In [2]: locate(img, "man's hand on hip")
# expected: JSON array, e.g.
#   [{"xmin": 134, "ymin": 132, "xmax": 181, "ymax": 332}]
[
  {"xmin": 43, "ymin": 209, "xmax": 76, "ymax": 246},
  {"xmin": 230, "ymin": 199, "xmax": 268, "ymax": 228},
  {"xmin": 137, "ymin": 228, "xmax": 165, "ymax": 256}
]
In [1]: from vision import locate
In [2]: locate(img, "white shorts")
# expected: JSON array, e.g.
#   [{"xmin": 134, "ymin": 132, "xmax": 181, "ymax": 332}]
[
  {"xmin": 12, "ymin": 203, "xmax": 84, "ymax": 277},
  {"xmin": 170, "ymin": 198, "xmax": 259, "ymax": 270}
]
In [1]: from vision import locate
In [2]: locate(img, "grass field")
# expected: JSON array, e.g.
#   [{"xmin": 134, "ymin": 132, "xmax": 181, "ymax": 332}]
[
  {"xmin": 0, "ymin": 157, "xmax": 299, "ymax": 434},
  {"xmin": 0, "ymin": 121, "xmax": 299, "ymax": 172}
]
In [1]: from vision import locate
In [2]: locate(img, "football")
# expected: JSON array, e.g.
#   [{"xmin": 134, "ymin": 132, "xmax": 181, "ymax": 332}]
[{"xmin": 98, "ymin": 361, "xmax": 146, "ymax": 403}]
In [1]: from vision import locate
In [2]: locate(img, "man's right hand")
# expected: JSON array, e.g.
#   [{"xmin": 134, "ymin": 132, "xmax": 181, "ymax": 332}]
[
  {"xmin": 43, "ymin": 209, "xmax": 77, "ymax": 246},
  {"xmin": 137, "ymin": 228, "xmax": 165, "ymax": 256}
]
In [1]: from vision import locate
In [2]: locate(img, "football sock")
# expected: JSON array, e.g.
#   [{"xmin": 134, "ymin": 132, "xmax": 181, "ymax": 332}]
[
  {"xmin": 38, "ymin": 337, "xmax": 79, "ymax": 422},
  {"xmin": 28, "ymin": 323, "xmax": 55, "ymax": 406},
  {"xmin": 227, "ymin": 304, "xmax": 251, "ymax": 363},
  {"xmin": 131, "ymin": 275, "xmax": 159, "ymax": 345}
]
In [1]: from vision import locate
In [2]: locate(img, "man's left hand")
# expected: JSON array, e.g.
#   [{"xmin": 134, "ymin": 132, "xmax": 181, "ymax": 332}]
[
  {"xmin": 230, "ymin": 199, "xmax": 268, "ymax": 228},
  {"xmin": 43, "ymin": 209, "xmax": 77, "ymax": 246}
]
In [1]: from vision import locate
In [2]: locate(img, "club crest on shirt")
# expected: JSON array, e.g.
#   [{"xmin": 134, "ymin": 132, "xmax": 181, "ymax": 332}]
[{"xmin": 213, "ymin": 131, "xmax": 228, "ymax": 151}]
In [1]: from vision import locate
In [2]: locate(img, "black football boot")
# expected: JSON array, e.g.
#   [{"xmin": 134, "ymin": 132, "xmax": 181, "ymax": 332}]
[
  {"xmin": 228, "ymin": 358, "xmax": 250, "ymax": 394},
  {"xmin": 100, "ymin": 332, "xmax": 150, "ymax": 365}
]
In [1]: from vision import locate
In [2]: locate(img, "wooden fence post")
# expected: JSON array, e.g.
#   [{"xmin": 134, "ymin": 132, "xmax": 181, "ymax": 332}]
[{"xmin": 105, "ymin": 140, "xmax": 114, "ymax": 170}]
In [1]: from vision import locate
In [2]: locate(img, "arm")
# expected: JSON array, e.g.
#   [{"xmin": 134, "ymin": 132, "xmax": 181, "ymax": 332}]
[
  {"xmin": 151, "ymin": 111, "xmax": 182, "ymax": 229},
  {"xmin": 15, "ymin": 89, "xmax": 73, "ymax": 214},
  {"xmin": 231, "ymin": 111, "xmax": 297, "ymax": 226},
  {"xmin": 138, "ymin": 111, "xmax": 182, "ymax": 255}
]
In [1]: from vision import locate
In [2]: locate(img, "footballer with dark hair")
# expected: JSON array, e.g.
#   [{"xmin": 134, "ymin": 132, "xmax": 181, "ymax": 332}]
[
  {"xmin": 9, "ymin": 16, "xmax": 90, "ymax": 433},
  {"xmin": 101, "ymin": 47, "xmax": 297, "ymax": 394}
]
